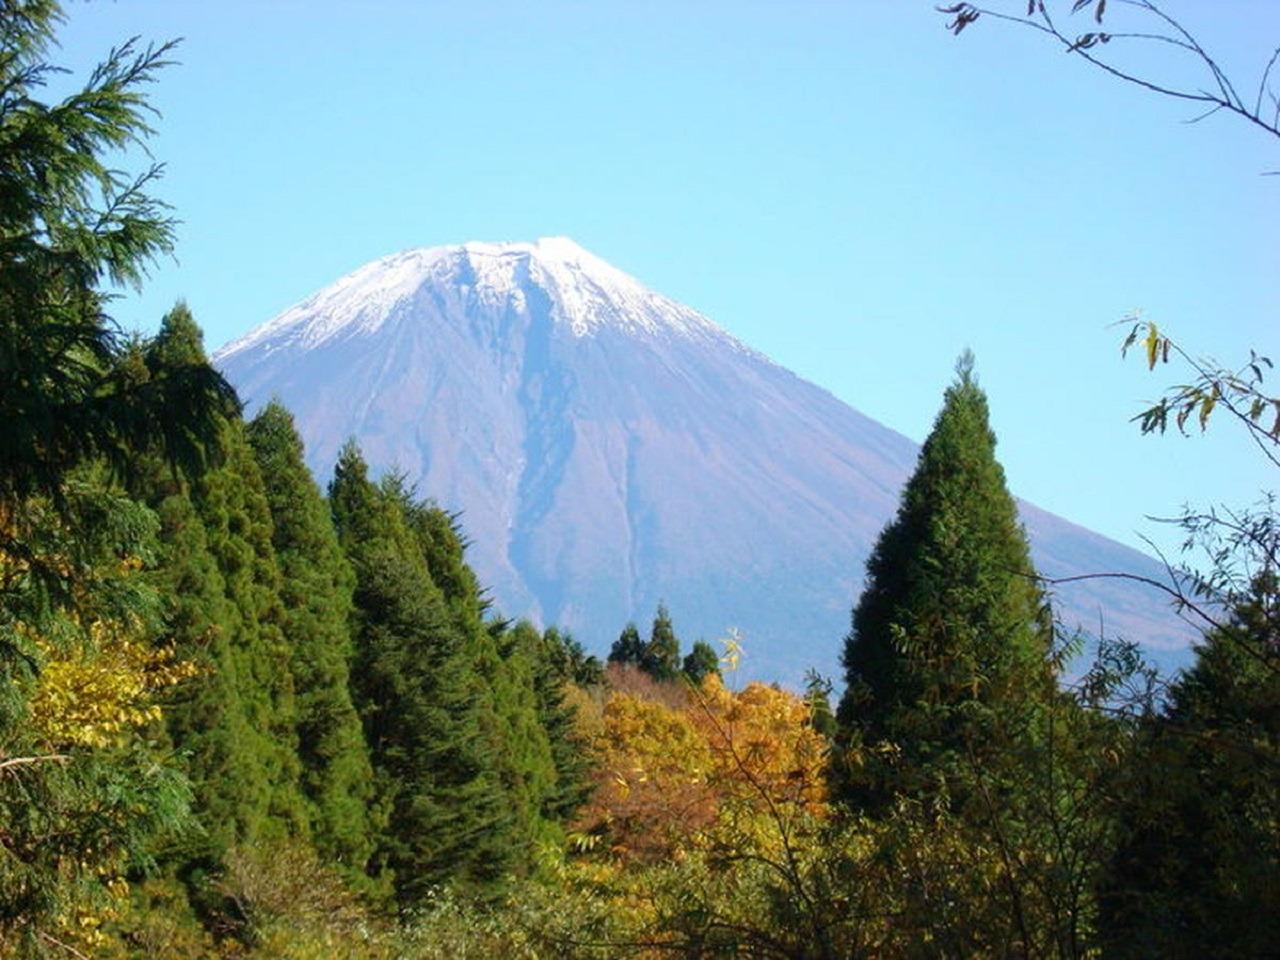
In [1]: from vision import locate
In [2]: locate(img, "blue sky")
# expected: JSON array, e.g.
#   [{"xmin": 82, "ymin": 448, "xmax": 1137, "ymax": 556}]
[{"xmin": 55, "ymin": 1, "xmax": 1278, "ymax": 560}]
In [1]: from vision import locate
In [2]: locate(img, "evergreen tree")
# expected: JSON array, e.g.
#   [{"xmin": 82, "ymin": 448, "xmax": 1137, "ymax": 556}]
[
  {"xmin": 246, "ymin": 402, "xmax": 375, "ymax": 879},
  {"xmin": 545, "ymin": 626, "xmax": 605, "ymax": 689},
  {"xmin": 528, "ymin": 625, "xmax": 596, "ymax": 823},
  {"xmin": 682, "ymin": 640, "xmax": 721, "ymax": 687},
  {"xmin": 645, "ymin": 603, "xmax": 682, "ymax": 682},
  {"xmin": 1101, "ymin": 573, "xmax": 1280, "ymax": 958},
  {"xmin": 609, "ymin": 622, "xmax": 645, "ymax": 668},
  {"xmin": 138, "ymin": 310, "xmax": 308, "ymax": 863},
  {"xmin": 330, "ymin": 443, "xmax": 514, "ymax": 904},
  {"xmin": 401, "ymin": 493, "xmax": 558, "ymax": 872},
  {"xmin": 0, "ymin": 6, "xmax": 235, "ymax": 516},
  {"xmin": 802, "ymin": 669, "xmax": 838, "ymax": 740},
  {"xmin": 835, "ymin": 354, "xmax": 1053, "ymax": 806}
]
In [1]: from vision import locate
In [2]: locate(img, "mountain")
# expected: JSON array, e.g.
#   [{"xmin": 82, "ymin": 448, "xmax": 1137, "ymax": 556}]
[{"xmin": 214, "ymin": 237, "xmax": 1194, "ymax": 684}]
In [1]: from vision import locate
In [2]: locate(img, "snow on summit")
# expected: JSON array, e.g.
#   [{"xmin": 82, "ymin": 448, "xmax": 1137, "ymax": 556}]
[{"xmin": 213, "ymin": 237, "xmax": 736, "ymax": 362}]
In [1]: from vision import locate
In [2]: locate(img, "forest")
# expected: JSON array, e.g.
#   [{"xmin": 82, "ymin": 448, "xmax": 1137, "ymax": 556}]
[{"xmin": 0, "ymin": 1, "xmax": 1276, "ymax": 957}]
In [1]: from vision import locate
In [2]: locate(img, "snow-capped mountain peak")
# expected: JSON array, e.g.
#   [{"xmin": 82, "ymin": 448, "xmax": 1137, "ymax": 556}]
[{"xmin": 212, "ymin": 238, "xmax": 734, "ymax": 362}]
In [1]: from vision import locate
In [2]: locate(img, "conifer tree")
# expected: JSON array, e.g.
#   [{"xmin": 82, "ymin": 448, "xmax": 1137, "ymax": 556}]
[
  {"xmin": 330, "ymin": 443, "xmax": 514, "ymax": 903},
  {"xmin": 550, "ymin": 627, "xmax": 606, "ymax": 688},
  {"xmin": 246, "ymin": 402, "xmax": 376, "ymax": 878},
  {"xmin": 682, "ymin": 640, "xmax": 721, "ymax": 687},
  {"xmin": 835, "ymin": 353, "xmax": 1053, "ymax": 806},
  {"xmin": 645, "ymin": 603, "xmax": 682, "ymax": 682},
  {"xmin": 609, "ymin": 622, "xmax": 646, "ymax": 668},
  {"xmin": 138, "ymin": 310, "xmax": 308, "ymax": 862},
  {"xmin": 523, "ymin": 624, "xmax": 596, "ymax": 824},
  {"xmin": 401, "ymin": 494, "xmax": 559, "ymax": 869},
  {"xmin": 1101, "ymin": 573, "xmax": 1280, "ymax": 958}
]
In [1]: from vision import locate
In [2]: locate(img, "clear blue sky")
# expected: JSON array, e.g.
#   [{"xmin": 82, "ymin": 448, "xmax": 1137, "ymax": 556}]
[{"xmin": 55, "ymin": 1, "xmax": 1278, "ymax": 561}]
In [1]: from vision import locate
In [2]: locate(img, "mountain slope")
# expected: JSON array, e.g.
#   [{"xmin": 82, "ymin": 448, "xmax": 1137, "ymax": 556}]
[{"xmin": 215, "ymin": 238, "xmax": 1193, "ymax": 683}]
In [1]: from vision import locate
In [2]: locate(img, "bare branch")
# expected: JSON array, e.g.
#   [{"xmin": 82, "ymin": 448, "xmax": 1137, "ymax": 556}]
[{"xmin": 0, "ymin": 754, "xmax": 69, "ymax": 774}]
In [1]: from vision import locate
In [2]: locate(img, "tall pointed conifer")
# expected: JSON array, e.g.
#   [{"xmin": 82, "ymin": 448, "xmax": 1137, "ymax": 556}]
[
  {"xmin": 330, "ymin": 443, "xmax": 513, "ymax": 903},
  {"xmin": 246, "ymin": 402, "xmax": 375, "ymax": 878},
  {"xmin": 139, "ymin": 307, "xmax": 308, "ymax": 860},
  {"xmin": 835, "ymin": 353, "xmax": 1053, "ymax": 805}
]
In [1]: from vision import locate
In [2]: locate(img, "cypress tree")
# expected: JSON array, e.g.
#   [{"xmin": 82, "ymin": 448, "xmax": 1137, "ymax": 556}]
[
  {"xmin": 835, "ymin": 353, "xmax": 1053, "ymax": 806},
  {"xmin": 246, "ymin": 402, "xmax": 376, "ymax": 878},
  {"xmin": 138, "ymin": 309, "xmax": 308, "ymax": 862},
  {"xmin": 330, "ymin": 443, "xmax": 514, "ymax": 903},
  {"xmin": 524, "ymin": 624, "xmax": 596, "ymax": 824},
  {"xmin": 402, "ymin": 494, "xmax": 557, "ymax": 870}
]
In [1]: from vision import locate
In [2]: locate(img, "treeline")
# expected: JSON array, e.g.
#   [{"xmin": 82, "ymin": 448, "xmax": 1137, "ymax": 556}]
[
  {"xmin": 135, "ymin": 308, "xmax": 598, "ymax": 908},
  {"xmin": 1, "ymin": 3, "xmax": 1276, "ymax": 958},
  {"xmin": 3, "ymin": 299, "xmax": 606, "ymax": 954}
]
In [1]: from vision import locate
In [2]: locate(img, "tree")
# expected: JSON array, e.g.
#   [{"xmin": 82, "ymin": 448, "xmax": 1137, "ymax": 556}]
[
  {"xmin": 682, "ymin": 640, "xmax": 720, "ymax": 687},
  {"xmin": 136, "ymin": 308, "xmax": 309, "ymax": 872},
  {"xmin": 330, "ymin": 442, "xmax": 514, "ymax": 904},
  {"xmin": 608, "ymin": 622, "xmax": 645, "ymax": 668},
  {"xmin": 1100, "ymin": 576, "xmax": 1279, "ymax": 959},
  {"xmin": 0, "ymin": 479, "xmax": 197, "ymax": 956},
  {"xmin": 938, "ymin": 11, "xmax": 1280, "ymax": 946},
  {"xmin": 0, "ymin": 3, "xmax": 235, "ymax": 518},
  {"xmin": 0, "ymin": 5, "xmax": 234, "ymax": 949},
  {"xmin": 835, "ymin": 353, "xmax": 1054, "ymax": 807},
  {"xmin": 645, "ymin": 603, "xmax": 682, "ymax": 682},
  {"xmin": 246, "ymin": 401, "xmax": 376, "ymax": 881},
  {"xmin": 544, "ymin": 625, "xmax": 605, "ymax": 689}
]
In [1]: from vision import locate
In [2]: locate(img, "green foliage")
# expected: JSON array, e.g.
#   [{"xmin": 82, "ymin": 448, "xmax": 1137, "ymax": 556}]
[
  {"xmin": 542, "ymin": 626, "xmax": 605, "ymax": 689},
  {"xmin": 608, "ymin": 607, "xmax": 683, "ymax": 684},
  {"xmin": 246, "ymin": 402, "xmax": 376, "ymax": 881},
  {"xmin": 644, "ymin": 604, "xmax": 681, "ymax": 683},
  {"xmin": 681, "ymin": 640, "xmax": 720, "ymax": 687},
  {"xmin": 331, "ymin": 443, "xmax": 515, "ymax": 904},
  {"xmin": 836, "ymin": 353, "xmax": 1054, "ymax": 807},
  {"xmin": 0, "ymin": 3, "xmax": 235, "ymax": 514},
  {"xmin": 135, "ymin": 313, "xmax": 309, "ymax": 870},
  {"xmin": 607, "ymin": 622, "xmax": 644, "ymax": 668},
  {"xmin": 0, "ymin": 4, "xmax": 234, "ymax": 949},
  {"xmin": 1101, "ymin": 574, "xmax": 1280, "ymax": 958},
  {"xmin": 0, "ymin": 475, "xmax": 195, "ymax": 955},
  {"xmin": 802, "ymin": 669, "xmax": 837, "ymax": 740},
  {"xmin": 520, "ymin": 624, "xmax": 597, "ymax": 825}
]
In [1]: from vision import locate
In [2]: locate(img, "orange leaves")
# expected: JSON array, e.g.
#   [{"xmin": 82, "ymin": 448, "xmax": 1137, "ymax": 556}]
[
  {"xmin": 576, "ymin": 674, "xmax": 829, "ymax": 862},
  {"xmin": 581, "ymin": 691, "xmax": 717, "ymax": 861},
  {"xmin": 693, "ymin": 678, "xmax": 829, "ymax": 822}
]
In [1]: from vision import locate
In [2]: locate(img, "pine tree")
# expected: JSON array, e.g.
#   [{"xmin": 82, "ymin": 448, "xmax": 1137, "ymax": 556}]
[
  {"xmin": 246, "ymin": 402, "xmax": 376, "ymax": 879},
  {"xmin": 330, "ymin": 443, "xmax": 514, "ymax": 903},
  {"xmin": 0, "ymin": 6, "xmax": 234, "ymax": 515},
  {"xmin": 682, "ymin": 640, "xmax": 721, "ymax": 687},
  {"xmin": 835, "ymin": 354, "xmax": 1053, "ymax": 806},
  {"xmin": 526, "ymin": 624, "xmax": 596, "ymax": 824}
]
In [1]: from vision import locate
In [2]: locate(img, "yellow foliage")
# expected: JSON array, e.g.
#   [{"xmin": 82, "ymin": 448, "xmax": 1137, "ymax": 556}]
[
  {"xmin": 581, "ymin": 692, "xmax": 716, "ymax": 860},
  {"xmin": 694, "ymin": 676, "xmax": 829, "ymax": 817},
  {"xmin": 577, "ymin": 674, "xmax": 829, "ymax": 862},
  {"xmin": 30, "ymin": 619, "xmax": 198, "ymax": 750}
]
